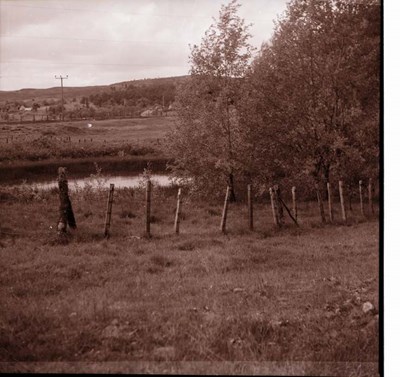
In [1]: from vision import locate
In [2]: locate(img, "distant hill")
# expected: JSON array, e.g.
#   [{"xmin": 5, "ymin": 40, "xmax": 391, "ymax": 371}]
[{"xmin": 0, "ymin": 75, "xmax": 189, "ymax": 103}]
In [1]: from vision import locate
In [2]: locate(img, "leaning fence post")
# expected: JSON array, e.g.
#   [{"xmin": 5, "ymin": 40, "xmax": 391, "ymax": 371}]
[
  {"xmin": 327, "ymin": 182, "xmax": 333, "ymax": 222},
  {"xmin": 104, "ymin": 183, "xmax": 115, "ymax": 238},
  {"xmin": 248, "ymin": 184, "xmax": 254, "ymax": 231},
  {"xmin": 174, "ymin": 188, "xmax": 182, "ymax": 234},
  {"xmin": 145, "ymin": 179, "xmax": 152, "ymax": 237},
  {"xmin": 274, "ymin": 185, "xmax": 284, "ymax": 226},
  {"xmin": 291, "ymin": 186, "xmax": 297, "ymax": 222},
  {"xmin": 315, "ymin": 183, "xmax": 326, "ymax": 223},
  {"xmin": 220, "ymin": 186, "xmax": 230, "ymax": 233},
  {"xmin": 368, "ymin": 178, "xmax": 374, "ymax": 215},
  {"xmin": 269, "ymin": 187, "xmax": 278, "ymax": 227},
  {"xmin": 339, "ymin": 180, "xmax": 347, "ymax": 222},
  {"xmin": 57, "ymin": 167, "xmax": 76, "ymax": 237},
  {"xmin": 359, "ymin": 180, "xmax": 365, "ymax": 217}
]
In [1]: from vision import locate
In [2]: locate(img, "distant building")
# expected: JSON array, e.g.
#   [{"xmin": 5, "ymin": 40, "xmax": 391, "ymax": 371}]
[
  {"xmin": 19, "ymin": 105, "xmax": 32, "ymax": 111},
  {"xmin": 140, "ymin": 105, "xmax": 163, "ymax": 117}
]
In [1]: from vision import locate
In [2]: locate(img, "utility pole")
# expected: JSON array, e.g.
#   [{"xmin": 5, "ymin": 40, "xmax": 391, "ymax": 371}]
[{"xmin": 55, "ymin": 74, "xmax": 68, "ymax": 121}]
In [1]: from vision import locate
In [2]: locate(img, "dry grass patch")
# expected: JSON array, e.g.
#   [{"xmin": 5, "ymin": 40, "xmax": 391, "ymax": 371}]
[{"xmin": 0, "ymin": 187, "xmax": 379, "ymax": 375}]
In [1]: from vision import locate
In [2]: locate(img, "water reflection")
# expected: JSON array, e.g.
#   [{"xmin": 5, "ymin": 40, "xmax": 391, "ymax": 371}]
[{"xmin": 19, "ymin": 174, "xmax": 171, "ymax": 191}]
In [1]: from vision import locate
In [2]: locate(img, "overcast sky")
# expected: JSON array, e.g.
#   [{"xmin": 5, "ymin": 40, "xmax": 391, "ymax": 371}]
[{"xmin": 0, "ymin": 0, "xmax": 288, "ymax": 91}]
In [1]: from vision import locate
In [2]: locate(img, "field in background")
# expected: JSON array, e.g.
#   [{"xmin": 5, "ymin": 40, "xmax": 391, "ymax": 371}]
[
  {"xmin": 0, "ymin": 117, "xmax": 174, "ymax": 149},
  {"xmin": 0, "ymin": 117, "xmax": 174, "ymax": 184},
  {"xmin": 0, "ymin": 184, "xmax": 379, "ymax": 375}
]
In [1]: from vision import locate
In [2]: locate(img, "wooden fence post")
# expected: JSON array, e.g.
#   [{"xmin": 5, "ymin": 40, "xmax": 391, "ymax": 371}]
[
  {"xmin": 327, "ymin": 182, "xmax": 333, "ymax": 223},
  {"xmin": 359, "ymin": 180, "xmax": 365, "ymax": 217},
  {"xmin": 269, "ymin": 187, "xmax": 278, "ymax": 227},
  {"xmin": 248, "ymin": 184, "xmax": 254, "ymax": 231},
  {"xmin": 174, "ymin": 188, "xmax": 182, "ymax": 234},
  {"xmin": 368, "ymin": 178, "xmax": 374, "ymax": 215},
  {"xmin": 57, "ymin": 167, "xmax": 76, "ymax": 236},
  {"xmin": 104, "ymin": 183, "xmax": 115, "ymax": 238},
  {"xmin": 274, "ymin": 185, "xmax": 284, "ymax": 226},
  {"xmin": 145, "ymin": 180, "xmax": 152, "ymax": 237},
  {"xmin": 315, "ymin": 183, "xmax": 326, "ymax": 223},
  {"xmin": 339, "ymin": 180, "xmax": 347, "ymax": 222},
  {"xmin": 220, "ymin": 186, "xmax": 230, "ymax": 233},
  {"xmin": 291, "ymin": 186, "xmax": 297, "ymax": 222}
]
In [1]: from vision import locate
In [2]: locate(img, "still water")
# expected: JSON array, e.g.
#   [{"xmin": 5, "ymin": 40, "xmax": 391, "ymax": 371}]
[{"xmin": 17, "ymin": 174, "xmax": 171, "ymax": 191}]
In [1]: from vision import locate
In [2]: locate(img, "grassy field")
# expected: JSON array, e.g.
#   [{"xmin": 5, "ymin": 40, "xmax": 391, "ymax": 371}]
[
  {"xmin": 0, "ymin": 117, "xmax": 173, "ymax": 184},
  {"xmin": 0, "ymin": 117, "xmax": 174, "ymax": 162},
  {"xmin": 0, "ymin": 182, "xmax": 379, "ymax": 375}
]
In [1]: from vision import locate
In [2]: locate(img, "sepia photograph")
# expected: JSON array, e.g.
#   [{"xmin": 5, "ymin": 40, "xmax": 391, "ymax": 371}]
[{"xmin": 0, "ymin": 0, "xmax": 381, "ymax": 375}]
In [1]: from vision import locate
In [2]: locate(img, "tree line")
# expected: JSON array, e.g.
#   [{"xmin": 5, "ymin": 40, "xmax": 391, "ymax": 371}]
[
  {"xmin": 88, "ymin": 82, "xmax": 177, "ymax": 108},
  {"xmin": 166, "ymin": 0, "xmax": 380, "ymax": 201}
]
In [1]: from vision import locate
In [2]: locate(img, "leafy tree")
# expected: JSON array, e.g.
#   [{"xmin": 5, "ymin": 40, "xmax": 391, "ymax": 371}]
[
  {"xmin": 245, "ymin": 0, "xmax": 380, "ymax": 196},
  {"xmin": 32, "ymin": 103, "xmax": 40, "ymax": 111},
  {"xmin": 167, "ymin": 0, "xmax": 255, "ymax": 200}
]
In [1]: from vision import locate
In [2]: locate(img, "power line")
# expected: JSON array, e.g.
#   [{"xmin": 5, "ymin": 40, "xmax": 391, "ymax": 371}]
[
  {"xmin": 2, "ymin": 60, "xmax": 188, "ymax": 68},
  {"xmin": 0, "ymin": 3, "xmax": 275, "ymax": 23},
  {"xmin": 0, "ymin": 34, "xmax": 178, "ymax": 45},
  {"xmin": 55, "ymin": 75, "xmax": 68, "ymax": 121},
  {"xmin": 0, "ymin": 3, "xmax": 213, "ymax": 19}
]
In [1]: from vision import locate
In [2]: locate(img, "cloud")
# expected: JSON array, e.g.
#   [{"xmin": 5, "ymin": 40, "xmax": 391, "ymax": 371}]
[{"xmin": 0, "ymin": 0, "xmax": 288, "ymax": 90}]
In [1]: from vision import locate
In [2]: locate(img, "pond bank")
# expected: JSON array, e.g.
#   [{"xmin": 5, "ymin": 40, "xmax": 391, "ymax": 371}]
[{"xmin": 0, "ymin": 155, "xmax": 169, "ymax": 185}]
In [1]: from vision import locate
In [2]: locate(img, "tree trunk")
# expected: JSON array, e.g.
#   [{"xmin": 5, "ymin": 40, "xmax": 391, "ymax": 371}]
[
  {"xmin": 323, "ymin": 165, "xmax": 330, "ymax": 200},
  {"xmin": 57, "ymin": 167, "xmax": 76, "ymax": 235}
]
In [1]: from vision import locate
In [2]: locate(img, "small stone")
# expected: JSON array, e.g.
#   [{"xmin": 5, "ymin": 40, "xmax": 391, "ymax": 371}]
[
  {"xmin": 270, "ymin": 320, "xmax": 283, "ymax": 329},
  {"xmin": 329, "ymin": 329, "xmax": 338, "ymax": 338},
  {"xmin": 325, "ymin": 311, "xmax": 335, "ymax": 319},
  {"xmin": 362, "ymin": 302, "xmax": 374, "ymax": 313},
  {"xmin": 340, "ymin": 300, "xmax": 353, "ymax": 313},
  {"xmin": 102, "ymin": 325, "xmax": 119, "ymax": 338},
  {"xmin": 352, "ymin": 294, "xmax": 361, "ymax": 305},
  {"xmin": 69, "ymin": 312, "xmax": 77, "ymax": 317},
  {"xmin": 228, "ymin": 338, "xmax": 242, "ymax": 347},
  {"xmin": 153, "ymin": 346, "xmax": 176, "ymax": 360},
  {"xmin": 365, "ymin": 318, "xmax": 378, "ymax": 331},
  {"xmin": 111, "ymin": 318, "xmax": 119, "ymax": 325},
  {"xmin": 233, "ymin": 288, "xmax": 244, "ymax": 293}
]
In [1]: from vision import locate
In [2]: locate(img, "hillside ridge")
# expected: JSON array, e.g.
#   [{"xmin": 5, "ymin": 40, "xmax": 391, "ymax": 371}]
[{"xmin": 0, "ymin": 75, "xmax": 189, "ymax": 102}]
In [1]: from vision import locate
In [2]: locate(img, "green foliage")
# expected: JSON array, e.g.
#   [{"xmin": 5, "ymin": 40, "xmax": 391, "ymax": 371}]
[
  {"xmin": 168, "ymin": 0, "xmax": 380, "ymax": 199},
  {"xmin": 243, "ymin": 0, "xmax": 380, "ymax": 189},
  {"xmin": 0, "ymin": 137, "xmax": 156, "ymax": 163},
  {"xmin": 167, "ymin": 0, "xmax": 255, "ymax": 199},
  {"xmin": 88, "ymin": 82, "xmax": 176, "ymax": 108}
]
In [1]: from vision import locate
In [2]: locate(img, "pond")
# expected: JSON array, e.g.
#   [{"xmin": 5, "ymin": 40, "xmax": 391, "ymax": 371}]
[{"xmin": 6, "ymin": 174, "xmax": 172, "ymax": 191}]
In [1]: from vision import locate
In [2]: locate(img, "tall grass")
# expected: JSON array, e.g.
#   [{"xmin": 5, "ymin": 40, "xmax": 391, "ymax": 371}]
[
  {"xmin": 0, "ymin": 184, "xmax": 379, "ymax": 375},
  {"xmin": 0, "ymin": 136, "xmax": 157, "ymax": 162}
]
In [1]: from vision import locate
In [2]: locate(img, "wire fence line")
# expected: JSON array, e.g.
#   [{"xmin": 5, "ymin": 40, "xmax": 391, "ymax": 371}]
[{"xmin": 1, "ymin": 177, "xmax": 378, "ymax": 242}]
